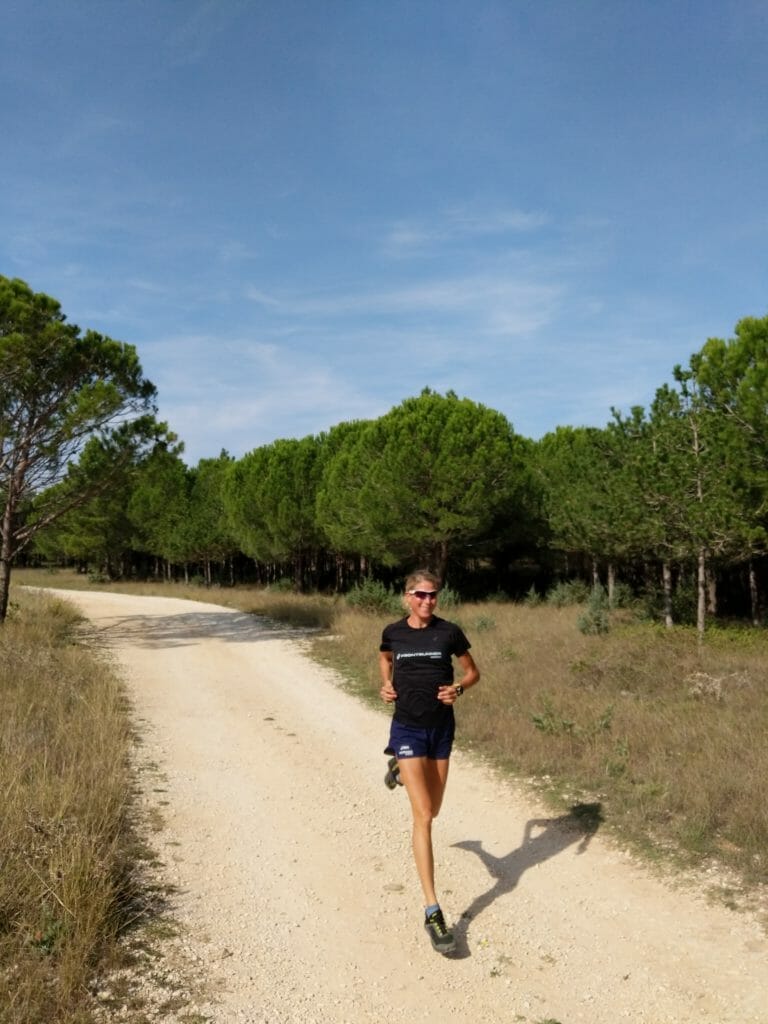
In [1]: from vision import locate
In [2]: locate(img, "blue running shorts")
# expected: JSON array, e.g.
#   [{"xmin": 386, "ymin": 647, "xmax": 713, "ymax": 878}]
[{"xmin": 388, "ymin": 718, "xmax": 456, "ymax": 761}]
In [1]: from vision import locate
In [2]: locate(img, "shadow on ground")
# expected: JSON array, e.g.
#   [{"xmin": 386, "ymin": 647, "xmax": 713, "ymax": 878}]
[
  {"xmin": 76, "ymin": 609, "xmax": 316, "ymax": 650},
  {"xmin": 446, "ymin": 803, "xmax": 604, "ymax": 958}
]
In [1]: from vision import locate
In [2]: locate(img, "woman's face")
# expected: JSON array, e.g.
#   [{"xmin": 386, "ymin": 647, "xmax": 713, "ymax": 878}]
[{"xmin": 405, "ymin": 580, "xmax": 440, "ymax": 623}]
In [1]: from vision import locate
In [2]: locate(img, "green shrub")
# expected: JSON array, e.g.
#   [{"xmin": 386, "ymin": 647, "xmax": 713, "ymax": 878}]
[
  {"xmin": 609, "ymin": 580, "xmax": 635, "ymax": 609},
  {"xmin": 267, "ymin": 577, "xmax": 295, "ymax": 592},
  {"xmin": 546, "ymin": 578, "xmax": 590, "ymax": 607},
  {"xmin": 640, "ymin": 579, "xmax": 698, "ymax": 625},
  {"xmin": 345, "ymin": 578, "xmax": 401, "ymax": 614},
  {"xmin": 437, "ymin": 585, "xmax": 460, "ymax": 610},
  {"xmin": 523, "ymin": 584, "xmax": 543, "ymax": 607},
  {"xmin": 577, "ymin": 585, "xmax": 611, "ymax": 635}
]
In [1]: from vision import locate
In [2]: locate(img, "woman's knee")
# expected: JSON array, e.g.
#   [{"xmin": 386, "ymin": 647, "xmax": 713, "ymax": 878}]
[{"xmin": 411, "ymin": 802, "xmax": 435, "ymax": 829}]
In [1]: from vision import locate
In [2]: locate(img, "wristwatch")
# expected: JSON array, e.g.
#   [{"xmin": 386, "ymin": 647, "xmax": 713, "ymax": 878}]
[{"xmin": 454, "ymin": 684, "xmax": 464, "ymax": 697}]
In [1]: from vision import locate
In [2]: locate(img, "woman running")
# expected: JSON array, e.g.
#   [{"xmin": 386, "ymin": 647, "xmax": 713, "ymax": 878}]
[{"xmin": 379, "ymin": 569, "xmax": 480, "ymax": 953}]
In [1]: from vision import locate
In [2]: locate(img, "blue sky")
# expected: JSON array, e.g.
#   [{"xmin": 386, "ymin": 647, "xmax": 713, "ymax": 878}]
[{"xmin": 2, "ymin": 1, "xmax": 767, "ymax": 464}]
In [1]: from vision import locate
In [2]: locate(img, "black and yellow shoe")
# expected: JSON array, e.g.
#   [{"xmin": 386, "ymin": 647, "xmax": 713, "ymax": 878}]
[
  {"xmin": 424, "ymin": 907, "xmax": 456, "ymax": 954},
  {"xmin": 383, "ymin": 747, "xmax": 403, "ymax": 789}
]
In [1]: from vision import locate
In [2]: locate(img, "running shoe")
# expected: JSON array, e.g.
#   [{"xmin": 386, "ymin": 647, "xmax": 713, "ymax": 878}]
[
  {"xmin": 384, "ymin": 756, "xmax": 402, "ymax": 789},
  {"xmin": 424, "ymin": 907, "xmax": 456, "ymax": 953}
]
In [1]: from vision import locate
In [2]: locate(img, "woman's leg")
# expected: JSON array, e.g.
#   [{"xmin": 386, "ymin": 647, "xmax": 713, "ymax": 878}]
[{"xmin": 398, "ymin": 756, "xmax": 450, "ymax": 906}]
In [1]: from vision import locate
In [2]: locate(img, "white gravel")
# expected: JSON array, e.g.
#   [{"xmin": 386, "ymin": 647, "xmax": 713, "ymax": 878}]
[{"xmin": 51, "ymin": 589, "xmax": 768, "ymax": 1024}]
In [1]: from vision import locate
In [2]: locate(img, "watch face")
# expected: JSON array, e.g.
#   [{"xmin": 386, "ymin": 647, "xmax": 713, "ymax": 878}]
[{"xmin": 455, "ymin": 685, "xmax": 464, "ymax": 696}]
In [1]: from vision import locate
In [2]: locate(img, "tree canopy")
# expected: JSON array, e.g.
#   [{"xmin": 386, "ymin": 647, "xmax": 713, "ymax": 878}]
[
  {"xmin": 0, "ymin": 275, "xmax": 161, "ymax": 620},
  {"xmin": 224, "ymin": 436, "xmax": 324, "ymax": 589},
  {"xmin": 316, "ymin": 389, "xmax": 530, "ymax": 578}
]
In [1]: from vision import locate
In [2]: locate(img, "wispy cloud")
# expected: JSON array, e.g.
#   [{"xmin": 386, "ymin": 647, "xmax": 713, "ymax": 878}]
[
  {"xmin": 55, "ymin": 112, "xmax": 136, "ymax": 159},
  {"xmin": 125, "ymin": 278, "xmax": 174, "ymax": 296},
  {"xmin": 217, "ymin": 240, "xmax": 261, "ymax": 264},
  {"xmin": 145, "ymin": 333, "xmax": 382, "ymax": 459},
  {"xmin": 383, "ymin": 205, "xmax": 550, "ymax": 257},
  {"xmin": 245, "ymin": 272, "xmax": 560, "ymax": 335},
  {"xmin": 245, "ymin": 287, "xmax": 283, "ymax": 309}
]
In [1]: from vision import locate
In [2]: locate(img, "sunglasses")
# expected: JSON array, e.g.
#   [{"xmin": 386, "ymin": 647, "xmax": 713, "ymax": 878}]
[{"xmin": 407, "ymin": 590, "xmax": 439, "ymax": 600}]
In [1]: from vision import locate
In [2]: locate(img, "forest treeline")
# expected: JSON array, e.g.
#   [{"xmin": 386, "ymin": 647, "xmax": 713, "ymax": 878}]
[{"xmin": 3, "ymin": 275, "xmax": 768, "ymax": 633}]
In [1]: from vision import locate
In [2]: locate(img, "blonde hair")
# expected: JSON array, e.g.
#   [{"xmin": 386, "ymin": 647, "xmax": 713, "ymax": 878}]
[{"xmin": 404, "ymin": 568, "xmax": 442, "ymax": 593}]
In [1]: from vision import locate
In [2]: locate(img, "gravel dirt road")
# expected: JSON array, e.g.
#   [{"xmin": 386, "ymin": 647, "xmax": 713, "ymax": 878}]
[{"xmin": 52, "ymin": 589, "xmax": 768, "ymax": 1024}]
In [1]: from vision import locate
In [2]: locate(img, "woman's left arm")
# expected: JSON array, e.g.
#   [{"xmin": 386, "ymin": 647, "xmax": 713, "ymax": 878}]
[
  {"xmin": 437, "ymin": 651, "xmax": 480, "ymax": 704},
  {"xmin": 456, "ymin": 650, "xmax": 480, "ymax": 689}
]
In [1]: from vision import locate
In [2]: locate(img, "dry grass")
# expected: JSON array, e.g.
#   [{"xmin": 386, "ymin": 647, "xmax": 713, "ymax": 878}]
[
  {"xmin": 0, "ymin": 588, "xmax": 135, "ymax": 1024},
  {"xmin": 15, "ymin": 568, "xmax": 768, "ymax": 894},
  {"xmin": 312, "ymin": 598, "xmax": 768, "ymax": 889}
]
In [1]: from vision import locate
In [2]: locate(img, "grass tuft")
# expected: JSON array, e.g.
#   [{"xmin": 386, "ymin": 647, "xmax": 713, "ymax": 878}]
[{"xmin": 0, "ymin": 588, "xmax": 135, "ymax": 1024}]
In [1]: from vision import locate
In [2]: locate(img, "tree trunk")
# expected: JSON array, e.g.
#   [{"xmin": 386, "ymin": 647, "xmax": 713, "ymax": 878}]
[
  {"xmin": 436, "ymin": 541, "xmax": 449, "ymax": 582},
  {"xmin": 706, "ymin": 571, "xmax": 717, "ymax": 617},
  {"xmin": 749, "ymin": 559, "xmax": 760, "ymax": 626},
  {"xmin": 0, "ymin": 488, "xmax": 15, "ymax": 622},
  {"xmin": 591, "ymin": 558, "xmax": 600, "ymax": 587},
  {"xmin": 294, "ymin": 552, "xmax": 304, "ymax": 592},
  {"xmin": 0, "ymin": 555, "xmax": 11, "ymax": 624},
  {"xmin": 697, "ymin": 549, "xmax": 707, "ymax": 643},
  {"xmin": 607, "ymin": 562, "xmax": 615, "ymax": 605},
  {"xmin": 662, "ymin": 562, "xmax": 674, "ymax": 628}
]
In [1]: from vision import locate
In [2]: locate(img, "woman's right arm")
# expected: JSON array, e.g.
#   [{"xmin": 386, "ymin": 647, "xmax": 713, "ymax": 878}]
[{"xmin": 379, "ymin": 650, "xmax": 397, "ymax": 703}]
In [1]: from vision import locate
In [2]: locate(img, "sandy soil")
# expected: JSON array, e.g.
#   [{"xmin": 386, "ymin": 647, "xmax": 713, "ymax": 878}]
[{"xmin": 49, "ymin": 589, "xmax": 768, "ymax": 1024}]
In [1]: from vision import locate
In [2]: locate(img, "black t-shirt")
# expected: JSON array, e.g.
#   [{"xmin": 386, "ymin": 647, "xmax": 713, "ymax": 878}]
[{"xmin": 379, "ymin": 616, "xmax": 471, "ymax": 727}]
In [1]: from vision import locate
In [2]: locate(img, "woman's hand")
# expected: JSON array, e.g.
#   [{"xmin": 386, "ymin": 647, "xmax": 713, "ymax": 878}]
[
  {"xmin": 380, "ymin": 680, "xmax": 397, "ymax": 703},
  {"xmin": 379, "ymin": 651, "xmax": 396, "ymax": 703}
]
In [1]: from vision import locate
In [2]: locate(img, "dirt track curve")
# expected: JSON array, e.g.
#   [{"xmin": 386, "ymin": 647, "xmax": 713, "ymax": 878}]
[{"xmin": 50, "ymin": 589, "xmax": 768, "ymax": 1024}]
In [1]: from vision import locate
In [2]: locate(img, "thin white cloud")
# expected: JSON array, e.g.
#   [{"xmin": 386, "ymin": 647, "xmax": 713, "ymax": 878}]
[
  {"xmin": 217, "ymin": 241, "xmax": 261, "ymax": 264},
  {"xmin": 125, "ymin": 278, "xmax": 174, "ymax": 296},
  {"xmin": 146, "ymin": 333, "xmax": 282, "ymax": 378},
  {"xmin": 383, "ymin": 205, "xmax": 550, "ymax": 257},
  {"xmin": 244, "ymin": 273, "xmax": 561, "ymax": 333},
  {"xmin": 245, "ymin": 287, "xmax": 282, "ymax": 308},
  {"xmin": 156, "ymin": 351, "xmax": 382, "ymax": 461},
  {"xmin": 55, "ymin": 111, "xmax": 136, "ymax": 158}
]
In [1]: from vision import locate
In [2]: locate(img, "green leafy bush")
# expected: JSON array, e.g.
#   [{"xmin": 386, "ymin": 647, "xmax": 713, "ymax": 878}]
[
  {"xmin": 577, "ymin": 586, "xmax": 611, "ymax": 635},
  {"xmin": 609, "ymin": 580, "xmax": 636, "ymax": 609},
  {"xmin": 546, "ymin": 579, "xmax": 590, "ymax": 607},
  {"xmin": 437, "ymin": 585, "xmax": 460, "ymax": 610},
  {"xmin": 267, "ymin": 577, "xmax": 295, "ymax": 592},
  {"xmin": 345, "ymin": 579, "xmax": 400, "ymax": 614}
]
